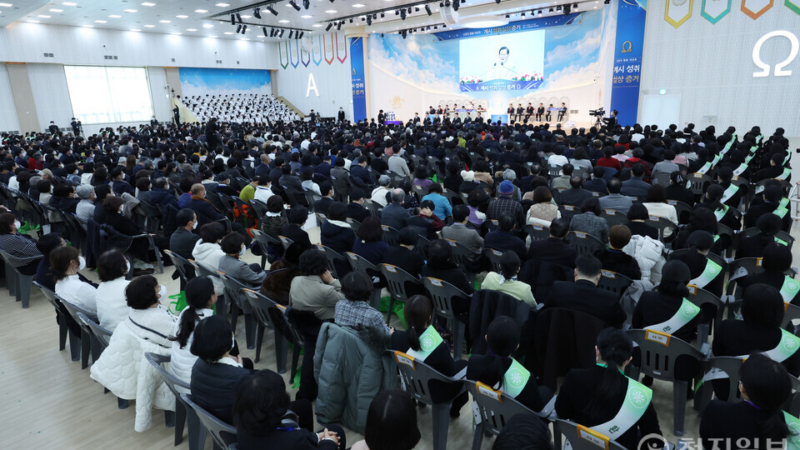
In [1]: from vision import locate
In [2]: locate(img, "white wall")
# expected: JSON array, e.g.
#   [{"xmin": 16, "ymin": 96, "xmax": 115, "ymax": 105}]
[
  {"xmin": 640, "ymin": 7, "xmax": 800, "ymax": 135},
  {"xmin": 147, "ymin": 67, "xmax": 173, "ymax": 123},
  {"xmin": 0, "ymin": 22, "xmax": 278, "ymax": 70},
  {"xmin": 273, "ymin": 33, "xmax": 354, "ymax": 119},
  {"xmin": 0, "ymin": 64, "xmax": 20, "ymax": 133},
  {"xmin": 27, "ymin": 64, "xmax": 74, "ymax": 132}
]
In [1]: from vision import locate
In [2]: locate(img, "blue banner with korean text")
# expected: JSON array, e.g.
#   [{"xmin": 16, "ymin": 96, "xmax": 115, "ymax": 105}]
[
  {"xmin": 609, "ymin": 0, "xmax": 647, "ymax": 127},
  {"xmin": 433, "ymin": 14, "xmax": 581, "ymax": 41},
  {"xmin": 460, "ymin": 79, "xmax": 543, "ymax": 93},
  {"xmin": 350, "ymin": 37, "xmax": 367, "ymax": 122}
]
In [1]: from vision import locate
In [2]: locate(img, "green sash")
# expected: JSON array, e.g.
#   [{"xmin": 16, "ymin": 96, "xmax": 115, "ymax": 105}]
[
  {"xmin": 781, "ymin": 277, "xmax": 800, "ymax": 303},
  {"xmin": 756, "ymin": 134, "xmax": 763, "ymax": 144},
  {"xmin": 744, "ymin": 153, "xmax": 755, "ymax": 165},
  {"xmin": 690, "ymin": 259, "xmax": 723, "ymax": 288},
  {"xmin": 749, "ymin": 145, "xmax": 758, "ymax": 154},
  {"xmin": 763, "ymin": 329, "xmax": 800, "ymax": 362},
  {"xmin": 697, "ymin": 162, "xmax": 712, "ymax": 175},
  {"xmin": 774, "ymin": 206, "xmax": 789, "ymax": 219},
  {"xmin": 721, "ymin": 141, "xmax": 733, "ymax": 155},
  {"xmin": 647, "ymin": 298, "xmax": 701, "ymax": 335},
  {"xmin": 776, "ymin": 236, "xmax": 789, "ymax": 246},
  {"xmin": 784, "ymin": 411, "xmax": 800, "ymax": 450},
  {"xmin": 590, "ymin": 372, "xmax": 653, "ymax": 440},
  {"xmin": 406, "ymin": 326, "xmax": 443, "ymax": 361},
  {"xmin": 781, "ymin": 198, "xmax": 790, "ymax": 209},
  {"xmin": 500, "ymin": 358, "xmax": 530, "ymax": 399},
  {"xmin": 713, "ymin": 235, "xmax": 721, "ymax": 243},
  {"xmin": 721, "ymin": 184, "xmax": 739, "ymax": 203},
  {"xmin": 777, "ymin": 167, "xmax": 792, "ymax": 181},
  {"xmin": 714, "ymin": 205, "xmax": 728, "ymax": 222},
  {"xmin": 733, "ymin": 163, "xmax": 748, "ymax": 176},
  {"xmin": 711, "ymin": 154, "xmax": 721, "ymax": 168}
]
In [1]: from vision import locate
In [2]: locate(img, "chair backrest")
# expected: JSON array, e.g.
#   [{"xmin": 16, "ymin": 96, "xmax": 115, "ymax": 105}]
[
  {"xmin": 412, "ymin": 184, "xmax": 429, "ymax": 199},
  {"xmin": 652, "ymin": 172, "xmax": 671, "ymax": 187},
  {"xmin": 560, "ymin": 204, "xmax": 580, "ymax": 222},
  {"xmin": 484, "ymin": 248, "xmax": 505, "ymax": 273},
  {"xmin": 181, "ymin": 394, "xmax": 238, "ymax": 450},
  {"xmin": 645, "ymin": 215, "xmax": 680, "ymax": 243},
  {"xmin": 465, "ymin": 380, "xmax": 542, "ymax": 437},
  {"xmin": 423, "ymin": 277, "xmax": 470, "ymax": 321},
  {"xmin": 249, "ymin": 199, "xmax": 269, "ymax": 221},
  {"xmin": 687, "ymin": 173, "xmax": 712, "ymax": 196},
  {"xmin": 385, "ymin": 350, "xmax": 461, "ymax": 406},
  {"xmin": 739, "ymin": 227, "xmax": 795, "ymax": 250},
  {"xmin": 566, "ymin": 231, "xmax": 605, "ymax": 257},
  {"xmin": 314, "ymin": 244, "xmax": 349, "ymax": 279},
  {"xmin": 553, "ymin": 419, "xmax": 627, "ymax": 450},
  {"xmin": 345, "ymin": 251, "xmax": 379, "ymax": 273},
  {"xmin": 381, "ymin": 264, "xmax": 422, "ymax": 304},
  {"xmin": 217, "ymin": 271, "xmax": 251, "ymax": 311},
  {"xmin": 704, "ymin": 357, "xmax": 744, "ymax": 405},
  {"xmin": 381, "ymin": 224, "xmax": 399, "ymax": 246},
  {"xmin": 669, "ymin": 249, "xmax": 729, "ymax": 278},
  {"xmin": 626, "ymin": 329, "xmax": 706, "ymax": 381},
  {"xmin": 345, "ymin": 217, "xmax": 361, "ymax": 234},
  {"xmin": 548, "ymin": 165, "xmax": 562, "ymax": 178},
  {"xmin": 445, "ymin": 239, "xmax": 481, "ymax": 273},
  {"xmin": 600, "ymin": 208, "xmax": 629, "ymax": 228},
  {"xmin": 251, "ymin": 229, "xmax": 282, "ymax": 249},
  {"xmin": 686, "ymin": 285, "xmax": 725, "ymax": 322},
  {"xmin": 33, "ymin": 281, "xmax": 59, "ymax": 310},
  {"xmin": 145, "ymin": 352, "xmax": 190, "ymax": 399},
  {"xmin": 77, "ymin": 312, "xmax": 113, "ymax": 349},
  {"xmin": 164, "ymin": 249, "xmax": 194, "ymax": 284},
  {"xmin": 597, "ymin": 270, "xmax": 634, "ymax": 299},
  {"xmin": 277, "ymin": 235, "xmax": 294, "ymax": 250},
  {"xmin": 666, "ymin": 200, "xmax": 693, "ymax": 223},
  {"xmin": 523, "ymin": 224, "xmax": 550, "ymax": 242},
  {"xmin": 242, "ymin": 288, "xmax": 285, "ymax": 331}
]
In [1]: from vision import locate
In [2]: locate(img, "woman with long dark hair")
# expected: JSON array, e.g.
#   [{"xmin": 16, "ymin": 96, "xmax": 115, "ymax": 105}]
[
  {"xmin": 698, "ymin": 183, "xmax": 741, "ymax": 231},
  {"xmin": 701, "ymin": 353, "xmax": 794, "ymax": 450},
  {"xmin": 739, "ymin": 243, "xmax": 800, "ymax": 305},
  {"xmin": 170, "ymin": 276, "xmax": 218, "ymax": 388},
  {"xmin": 672, "ymin": 230, "xmax": 725, "ymax": 298},
  {"xmin": 633, "ymin": 259, "xmax": 698, "ymax": 343},
  {"xmin": 466, "ymin": 316, "xmax": 551, "ymax": 412},
  {"xmin": 556, "ymin": 328, "xmax": 662, "ymax": 450}
]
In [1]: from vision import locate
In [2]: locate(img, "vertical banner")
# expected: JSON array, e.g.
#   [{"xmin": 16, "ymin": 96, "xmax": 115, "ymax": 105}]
[
  {"xmin": 312, "ymin": 36, "xmax": 323, "ymax": 66},
  {"xmin": 289, "ymin": 40, "xmax": 299, "ymax": 68},
  {"xmin": 701, "ymin": 0, "xmax": 732, "ymax": 23},
  {"xmin": 301, "ymin": 44, "xmax": 311, "ymax": 67},
  {"xmin": 337, "ymin": 32, "xmax": 348, "ymax": 63},
  {"xmin": 324, "ymin": 33, "xmax": 335, "ymax": 65},
  {"xmin": 741, "ymin": 0, "xmax": 774, "ymax": 19},
  {"xmin": 279, "ymin": 41, "xmax": 289, "ymax": 69},
  {"xmin": 610, "ymin": 0, "xmax": 647, "ymax": 127},
  {"xmin": 350, "ymin": 37, "xmax": 367, "ymax": 122},
  {"xmin": 788, "ymin": 0, "xmax": 800, "ymax": 15},
  {"xmin": 665, "ymin": 0, "xmax": 693, "ymax": 28}
]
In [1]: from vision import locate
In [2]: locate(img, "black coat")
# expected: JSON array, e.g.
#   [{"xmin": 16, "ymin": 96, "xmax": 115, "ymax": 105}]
[
  {"xmin": 700, "ymin": 400, "xmax": 788, "ymax": 450},
  {"xmin": 384, "ymin": 246, "xmax": 424, "ymax": 278},
  {"xmin": 736, "ymin": 233, "xmax": 774, "ymax": 259},
  {"xmin": 190, "ymin": 359, "xmax": 256, "ymax": 424},
  {"xmin": 380, "ymin": 203, "xmax": 410, "ymax": 230},
  {"xmin": 466, "ymin": 354, "xmax": 546, "ymax": 412},
  {"xmin": 595, "ymin": 249, "xmax": 641, "ymax": 281},
  {"xmin": 484, "ymin": 231, "xmax": 526, "ymax": 262},
  {"xmin": 545, "ymin": 280, "xmax": 626, "ymax": 328},
  {"xmin": 187, "ymin": 197, "xmax": 224, "ymax": 226},
  {"xmin": 556, "ymin": 365, "xmax": 662, "ymax": 450},
  {"xmin": 739, "ymin": 271, "xmax": 800, "ymax": 305},
  {"xmin": 170, "ymin": 227, "xmax": 200, "ymax": 261},
  {"xmin": 314, "ymin": 197, "xmax": 334, "ymax": 216},
  {"xmin": 527, "ymin": 237, "xmax": 577, "ymax": 268},
  {"xmin": 237, "ymin": 428, "xmax": 337, "ymax": 450},
  {"xmin": 346, "ymin": 203, "xmax": 369, "ymax": 223},
  {"xmin": 633, "ymin": 291, "xmax": 697, "ymax": 343},
  {"xmin": 104, "ymin": 211, "xmax": 142, "ymax": 236},
  {"xmin": 666, "ymin": 183, "xmax": 695, "ymax": 207},
  {"xmin": 319, "ymin": 221, "xmax": 355, "ymax": 255},
  {"xmin": 744, "ymin": 201, "xmax": 791, "ymax": 232},
  {"xmin": 391, "ymin": 330, "xmax": 466, "ymax": 403},
  {"xmin": 280, "ymin": 223, "xmax": 312, "ymax": 249}
]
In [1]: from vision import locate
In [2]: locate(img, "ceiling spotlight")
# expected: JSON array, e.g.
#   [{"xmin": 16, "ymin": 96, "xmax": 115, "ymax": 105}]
[
  {"xmin": 236, "ymin": 13, "xmax": 242, "ymax": 23},
  {"xmin": 254, "ymin": 8, "xmax": 261, "ymax": 19},
  {"xmin": 425, "ymin": 4, "xmax": 432, "ymax": 15},
  {"xmin": 381, "ymin": 12, "xmax": 385, "ymax": 17},
  {"xmin": 241, "ymin": 24, "xmax": 247, "ymax": 33},
  {"xmin": 415, "ymin": 7, "xmax": 420, "ymax": 11},
  {"xmin": 494, "ymin": 0, "xmax": 500, "ymax": 4},
  {"xmin": 336, "ymin": 21, "xmax": 341, "ymax": 30},
  {"xmin": 303, "ymin": 0, "xmax": 310, "ymax": 9},
  {"xmin": 288, "ymin": 30, "xmax": 293, "ymax": 38},
  {"xmin": 452, "ymin": 1, "xmax": 459, "ymax": 11},
  {"xmin": 573, "ymin": 3, "xmax": 578, "ymax": 7},
  {"xmin": 230, "ymin": 14, "xmax": 235, "ymax": 25},
  {"xmin": 367, "ymin": 16, "xmax": 372, "ymax": 25},
  {"xmin": 280, "ymin": 29, "xmax": 285, "ymax": 37},
  {"xmin": 400, "ymin": 9, "xmax": 406, "ymax": 19},
  {"xmin": 408, "ymin": 7, "xmax": 412, "ymax": 12},
  {"xmin": 538, "ymin": 9, "xmax": 542, "ymax": 14},
  {"xmin": 440, "ymin": 2, "xmax": 444, "ymax": 6},
  {"xmin": 549, "ymin": 7, "xmax": 553, "ymax": 11},
  {"xmin": 556, "ymin": 5, "xmax": 561, "ymax": 10},
  {"xmin": 434, "ymin": 25, "xmax": 438, "ymax": 29},
  {"xmin": 381, "ymin": 33, "xmax": 384, "ymax": 37},
  {"xmin": 505, "ymin": 14, "xmax": 509, "ymax": 18},
  {"xmin": 401, "ymin": 30, "xmax": 407, "ymax": 39},
  {"xmin": 289, "ymin": 1, "xmax": 301, "ymax": 11},
  {"xmin": 563, "ymin": 4, "xmax": 570, "ymax": 14},
  {"xmin": 326, "ymin": 22, "xmax": 333, "ymax": 31},
  {"xmin": 267, "ymin": 6, "xmax": 278, "ymax": 15},
  {"xmin": 604, "ymin": 0, "xmax": 610, "ymax": 3},
  {"xmin": 298, "ymin": 31, "xmax": 304, "ymax": 38},
  {"xmin": 521, "ymin": 12, "xmax": 524, "ymax": 16},
  {"xmin": 349, "ymin": 18, "xmax": 353, "ymax": 23},
  {"xmin": 395, "ymin": 10, "xmax": 399, "ymax": 15},
  {"xmin": 236, "ymin": 24, "xmax": 242, "ymax": 33},
  {"xmin": 262, "ymin": 26, "xmax": 267, "ymax": 36}
]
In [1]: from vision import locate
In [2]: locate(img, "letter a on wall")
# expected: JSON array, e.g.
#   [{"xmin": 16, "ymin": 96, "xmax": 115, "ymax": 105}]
[
  {"xmin": 741, "ymin": 0, "xmax": 774, "ymax": 19},
  {"xmin": 306, "ymin": 73, "xmax": 319, "ymax": 97},
  {"xmin": 665, "ymin": 0, "xmax": 693, "ymax": 28}
]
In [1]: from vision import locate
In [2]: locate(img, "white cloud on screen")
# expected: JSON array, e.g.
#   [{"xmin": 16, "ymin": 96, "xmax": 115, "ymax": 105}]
[
  {"xmin": 545, "ymin": 26, "xmax": 602, "ymax": 67},
  {"xmin": 369, "ymin": 35, "xmax": 460, "ymax": 93}
]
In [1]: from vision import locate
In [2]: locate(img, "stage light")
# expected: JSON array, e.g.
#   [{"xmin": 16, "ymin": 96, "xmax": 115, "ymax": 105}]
[
  {"xmin": 538, "ymin": 9, "xmax": 542, "ymax": 14},
  {"xmin": 425, "ymin": 5, "xmax": 432, "ymax": 15},
  {"xmin": 288, "ymin": 30, "xmax": 293, "ymax": 38},
  {"xmin": 381, "ymin": 12, "xmax": 385, "ymax": 17},
  {"xmin": 444, "ymin": 1, "xmax": 450, "ymax": 7},
  {"xmin": 452, "ymin": 1, "xmax": 459, "ymax": 11},
  {"xmin": 289, "ymin": 1, "xmax": 301, "ymax": 11},
  {"xmin": 349, "ymin": 18, "xmax": 353, "ymax": 23},
  {"xmin": 381, "ymin": 33, "xmax": 384, "ymax": 37},
  {"xmin": 230, "ymin": 14, "xmax": 235, "ymax": 25},
  {"xmin": 549, "ymin": 7, "xmax": 553, "ymax": 11},
  {"xmin": 263, "ymin": 26, "xmax": 267, "ymax": 36},
  {"xmin": 434, "ymin": 25, "xmax": 437, "ymax": 29},
  {"xmin": 442, "ymin": 24, "xmax": 446, "ymax": 27},
  {"xmin": 415, "ymin": 7, "xmax": 420, "ymax": 11},
  {"xmin": 267, "ymin": 6, "xmax": 278, "ymax": 15},
  {"xmin": 505, "ymin": 14, "xmax": 509, "ymax": 18},
  {"xmin": 400, "ymin": 9, "xmax": 406, "ymax": 19},
  {"xmin": 563, "ymin": 4, "xmax": 570, "ymax": 14},
  {"xmin": 326, "ymin": 22, "xmax": 333, "ymax": 31},
  {"xmin": 395, "ymin": 10, "xmax": 399, "ymax": 15},
  {"xmin": 439, "ymin": 2, "xmax": 444, "ymax": 7},
  {"xmin": 236, "ymin": 24, "xmax": 242, "ymax": 33},
  {"xmin": 303, "ymin": 0, "xmax": 310, "ymax": 9},
  {"xmin": 521, "ymin": 12, "xmax": 524, "ymax": 16},
  {"xmin": 367, "ymin": 16, "xmax": 371, "ymax": 25},
  {"xmin": 241, "ymin": 25, "xmax": 247, "ymax": 33},
  {"xmin": 254, "ymin": 8, "xmax": 261, "ymax": 19},
  {"xmin": 336, "ymin": 21, "xmax": 341, "ymax": 30},
  {"xmin": 408, "ymin": 7, "xmax": 412, "ymax": 13},
  {"xmin": 573, "ymin": 3, "xmax": 578, "ymax": 8},
  {"xmin": 280, "ymin": 29, "xmax": 285, "ymax": 37},
  {"xmin": 495, "ymin": 0, "xmax": 500, "ymax": 4},
  {"xmin": 604, "ymin": 0, "xmax": 610, "ymax": 3},
  {"xmin": 556, "ymin": 5, "xmax": 561, "ymax": 10},
  {"xmin": 236, "ymin": 13, "xmax": 242, "ymax": 23},
  {"xmin": 298, "ymin": 31, "xmax": 304, "ymax": 38}
]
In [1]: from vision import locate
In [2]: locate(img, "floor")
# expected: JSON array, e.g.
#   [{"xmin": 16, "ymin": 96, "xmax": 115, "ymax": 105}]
[{"xmin": 2, "ymin": 136, "xmax": 799, "ymax": 449}]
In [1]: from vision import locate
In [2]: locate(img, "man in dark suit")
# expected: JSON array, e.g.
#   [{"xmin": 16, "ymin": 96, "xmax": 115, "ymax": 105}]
[
  {"xmin": 620, "ymin": 164, "xmax": 650, "ymax": 198},
  {"xmin": 150, "ymin": 116, "xmax": 159, "ymax": 128},
  {"xmin": 170, "ymin": 208, "xmax": 200, "ymax": 261},
  {"xmin": 545, "ymin": 255, "xmax": 626, "ymax": 327},
  {"xmin": 315, "ymin": 155, "xmax": 332, "ymax": 179},
  {"xmin": 349, "ymin": 155, "xmax": 373, "ymax": 189},
  {"xmin": 346, "ymin": 189, "xmax": 370, "ymax": 223},
  {"xmin": 381, "ymin": 189, "xmax": 410, "ymax": 230},
  {"xmin": 484, "ymin": 213, "xmax": 526, "ymax": 262},
  {"xmin": 560, "ymin": 176, "xmax": 594, "ymax": 207},
  {"xmin": 314, "ymin": 183, "xmax": 335, "ymax": 216},
  {"xmin": 527, "ymin": 218, "xmax": 577, "ymax": 268},
  {"xmin": 583, "ymin": 167, "xmax": 608, "ymax": 195},
  {"xmin": 71, "ymin": 118, "xmax": 81, "ymax": 135},
  {"xmin": 173, "ymin": 105, "xmax": 180, "ymax": 125},
  {"xmin": 48, "ymin": 121, "xmax": 59, "ymax": 134},
  {"xmin": 337, "ymin": 107, "xmax": 346, "ymax": 123}
]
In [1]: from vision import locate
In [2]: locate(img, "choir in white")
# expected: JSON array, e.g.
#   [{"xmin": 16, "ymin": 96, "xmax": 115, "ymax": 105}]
[{"xmin": 181, "ymin": 93, "xmax": 300, "ymax": 124}]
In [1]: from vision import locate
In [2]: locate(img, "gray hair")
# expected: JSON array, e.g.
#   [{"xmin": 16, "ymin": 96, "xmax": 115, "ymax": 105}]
[
  {"xmin": 503, "ymin": 169, "xmax": 517, "ymax": 181},
  {"xmin": 390, "ymin": 188, "xmax": 405, "ymax": 203}
]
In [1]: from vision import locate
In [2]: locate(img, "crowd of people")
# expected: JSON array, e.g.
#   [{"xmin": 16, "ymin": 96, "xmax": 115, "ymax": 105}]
[
  {"xmin": 1, "ymin": 110, "xmax": 798, "ymax": 450},
  {"xmin": 180, "ymin": 93, "xmax": 300, "ymax": 124}
]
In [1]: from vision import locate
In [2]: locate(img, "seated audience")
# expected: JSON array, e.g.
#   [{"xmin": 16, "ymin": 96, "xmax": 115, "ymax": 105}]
[
  {"xmin": 739, "ymin": 243, "xmax": 800, "ymax": 304},
  {"xmin": 51, "ymin": 246, "xmax": 98, "ymax": 313},
  {"xmin": 218, "ymin": 232, "xmax": 267, "ymax": 286},
  {"xmin": 527, "ymin": 218, "xmax": 577, "ymax": 268},
  {"xmin": 334, "ymin": 271, "xmax": 391, "ymax": 333},
  {"xmin": 546, "ymin": 255, "xmax": 626, "ymax": 327},
  {"xmin": 320, "ymin": 202, "xmax": 356, "ymax": 255},
  {"xmin": 526, "ymin": 186, "xmax": 560, "ymax": 226},
  {"xmin": 594, "ymin": 225, "xmax": 642, "ymax": 280},
  {"xmin": 484, "ymin": 213, "xmax": 527, "ymax": 262},
  {"xmin": 480, "ymin": 251, "xmax": 536, "ymax": 307},
  {"xmin": 170, "ymin": 208, "xmax": 200, "ymax": 261},
  {"xmin": 352, "ymin": 216, "xmax": 389, "ymax": 266},
  {"xmin": 633, "ymin": 260, "xmax": 697, "ymax": 342},
  {"xmin": 280, "ymin": 206, "xmax": 313, "ymax": 249},
  {"xmin": 290, "ymin": 248, "xmax": 344, "ymax": 321},
  {"xmin": 736, "ymin": 214, "xmax": 783, "ymax": 259},
  {"xmin": 383, "ymin": 228, "xmax": 425, "ymax": 279},
  {"xmin": 95, "ymin": 250, "xmax": 131, "ymax": 331},
  {"xmin": 569, "ymin": 197, "xmax": 609, "ymax": 243},
  {"xmin": 351, "ymin": 390, "xmax": 420, "ymax": 450},
  {"xmin": 0, "ymin": 212, "xmax": 42, "ymax": 275}
]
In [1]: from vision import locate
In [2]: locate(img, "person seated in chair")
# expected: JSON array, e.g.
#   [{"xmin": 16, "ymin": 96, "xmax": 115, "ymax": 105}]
[
  {"xmin": 218, "ymin": 232, "xmax": 266, "ymax": 287},
  {"xmin": 545, "ymin": 255, "xmax": 626, "ymax": 327},
  {"xmin": 480, "ymin": 251, "xmax": 536, "ymax": 307},
  {"xmin": 484, "ymin": 213, "xmax": 526, "ymax": 262},
  {"xmin": 739, "ymin": 243, "xmax": 800, "ymax": 305},
  {"xmin": 103, "ymin": 195, "xmax": 169, "ymax": 264},
  {"xmin": 560, "ymin": 176, "xmax": 593, "ymax": 207},
  {"xmin": 0, "ymin": 212, "xmax": 42, "ymax": 276},
  {"xmin": 527, "ymin": 218, "xmax": 577, "ymax": 268},
  {"xmin": 594, "ymin": 225, "xmax": 642, "ymax": 280},
  {"xmin": 280, "ymin": 206, "xmax": 312, "ymax": 249},
  {"xmin": 556, "ymin": 328, "xmax": 663, "ymax": 450},
  {"xmin": 289, "ymin": 248, "xmax": 345, "ymax": 322},
  {"xmin": 51, "ymin": 245, "xmax": 97, "ymax": 314},
  {"xmin": 334, "ymin": 271, "xmax": 391, "ymax": 334}
]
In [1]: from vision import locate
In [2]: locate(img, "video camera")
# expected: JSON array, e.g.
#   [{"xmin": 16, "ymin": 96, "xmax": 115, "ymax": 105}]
[{"xmin": 589, "ymin": 108, "xmax": 605, "ymax": 117}]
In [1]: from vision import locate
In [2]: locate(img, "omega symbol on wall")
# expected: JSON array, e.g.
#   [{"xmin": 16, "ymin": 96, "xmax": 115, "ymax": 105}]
[{"xmin": 752, "ymin": 31, "xmax": 799, "ymax": 78}]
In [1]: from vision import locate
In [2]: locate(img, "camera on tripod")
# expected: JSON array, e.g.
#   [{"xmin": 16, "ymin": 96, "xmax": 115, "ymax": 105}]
[{"xmin": 589, "ymin": 108, "xmax": 605, "ymax": 117}]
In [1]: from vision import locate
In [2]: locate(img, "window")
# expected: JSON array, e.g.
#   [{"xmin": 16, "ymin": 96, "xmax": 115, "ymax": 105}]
[{"xmin": 64, "ymin": 66, "xmax": 154, "ymax": 124}]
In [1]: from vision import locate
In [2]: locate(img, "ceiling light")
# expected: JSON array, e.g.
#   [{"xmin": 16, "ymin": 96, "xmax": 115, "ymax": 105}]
[
  {"xmin": 141, "ymin": 2, "xmax": 156, "ymax": 6},
  {"xmin": 171, "ymin": 32, "xmax": 181, "ymax": 35},
  {"xmin": 109, "ymin": 15, "xmax": 121, "ymax": 18},
  {"xmin": 0, "ymin": 2, "xmax": 13, "ymax": 5},
  {"xmin": 187, "ymin": 28, "xmax": 197, "ymax": 31},
  {"xmin": 159, "ymin": 20, "xmax": 171, "ymax": 23},
  {"xmin": 301, "ymin": 15, "xmax": 312, "ymax": 18},
  {"xmin": 50, "ymin": 9, "xmax": 64, "ymax": 12},
  {"xmin": 279, "ymin": 19, "xmax": 289, "ymax": 23},
  {"xmin": 313, "ymin": 23, "xmax": 322, "ymax": 27},
  {"xmin": 325, "ymin": 9, "xmax": 337, "ymax": 13},
  {"xmin": 231, "ymin": 14, "xmax": 235, "ymax": 24},
  {"xmin": 28, "ymin": 20, "xmax": 40, "ymax": 23},
  {"xmin": 38, "ymin": 15, "xmax": 51, "ymax": 18},
  {"xmin": 176, "ymin": 15, "xmax": 188, "ymax": 19},
  {"xmin": 254, "ymin": 8, "xmax": 261, "ymax": 19},
  {"xmin": 353, "ymin": 3, "xmax": 365, "ymax": 7},
  {"xmin": 241, "ymin": 25, "xmax": 247, "ymax": 33},
  {"xmin": 130, "ymin": 29, "xmax": 140, "ymax": 31},
  {"xmin": 215, "ymin": 3, "xmax": 230, "ymax": 6},
  {"xmin": 236, "ymin": 13, "xmax": 242, "ymax": 22},
  {"xmin": 224, "ymin": 31, "xmax": 233, "ymax": 34},
  {"xmin": 279, "ymin": 29, "xmax": 285, "ymax": 37},
  {"xmin": 425, "ymin": 4, "xmax": 432, "ymax": 15},
  {"xmin": 144, "ymin": 24, "xmax": 155, "ymax": 27},
  {"xmin": 82, "ymin": 24, "xmax": 93, "ymax": 27},
  {"xmin": 124, "ymin": 9, "xmax": 137, "ymax": 13},
  {"xmin": 236, "ymin": 24, "xmax": 242, "ymax": 33},
  {"xmin": 203, "ymin": 24, "xmax": 213, "ymax": 28},
  {"xmin": 267, "ymin": 6, "xmax": 278, "ymax": 15},
  {"xmin": 241, "ymin": 15, "xmax": 251, "ymax": 19},
  {"xmin": 195, "ymin": 9, "xmax": 208, "ymax": 13},
  {"xmin": 208, "ymin": 35, "xmax": 217, "ymax": 38},
  {"xmin": 63, "ymin": 2, "xmax": 77, "ymax": 5}
]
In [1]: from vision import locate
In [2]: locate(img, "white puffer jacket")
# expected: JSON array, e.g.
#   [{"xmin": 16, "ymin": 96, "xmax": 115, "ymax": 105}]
[
  {"xmin": 623, "ymin": 234, "xmax": 666, "ymax": 284},
  {"xmin": 192, "ymin": 241, "xmax": 225, "ymax": 295},
  {"xmin": 90, "ymin": 308, "xmax": 177, "ymax": 432},
  {"xmin": 169, "ymin": 308, "xmax": 215, "ymax": 392}
]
